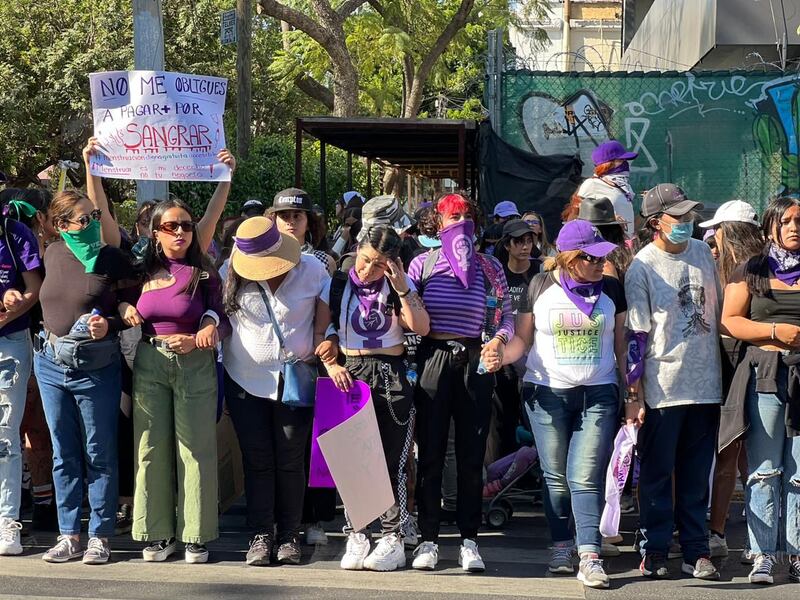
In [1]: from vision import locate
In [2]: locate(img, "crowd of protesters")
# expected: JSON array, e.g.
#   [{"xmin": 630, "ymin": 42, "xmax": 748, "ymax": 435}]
[{"xmin": 0, "ymin": 137, "xmax": 798, "ymax": 590}]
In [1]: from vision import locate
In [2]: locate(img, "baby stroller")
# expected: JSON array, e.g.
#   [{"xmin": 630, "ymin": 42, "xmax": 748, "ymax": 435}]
[{"xmin": 483, "ymin": 424, "xmax": 543, "ymax": 529}]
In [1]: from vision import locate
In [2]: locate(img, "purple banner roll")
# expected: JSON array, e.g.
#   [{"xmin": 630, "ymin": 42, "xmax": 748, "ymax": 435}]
[{"xmin": 309, "ymin": 378, "xmax": 371, "ymax": 488}]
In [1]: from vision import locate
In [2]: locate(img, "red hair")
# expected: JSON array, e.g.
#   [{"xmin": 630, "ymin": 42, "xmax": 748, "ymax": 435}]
[
  {"xmin": 561, "ymin": 192, "xmax": 582, "ymax": 223},
  {"xmin": 436, "ymin": 193, "xmax": 476, "ymax": 220}
]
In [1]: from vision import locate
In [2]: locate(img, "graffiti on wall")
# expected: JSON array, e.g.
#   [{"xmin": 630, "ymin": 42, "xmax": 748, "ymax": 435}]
[{"xmin": 503, "ymin": 71, "xmax": 800, "ymax": 209}]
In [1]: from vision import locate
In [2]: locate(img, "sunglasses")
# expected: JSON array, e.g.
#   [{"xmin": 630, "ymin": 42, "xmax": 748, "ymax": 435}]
[
  {"xmin": 158, "ymin": 220, "xmax": 196, "ymax": 234},
  {"xmin": 578, "ymin": 253, "xmax": 606, "ymax": 264},
  {"xmin": 67, "ymin": 209, "xmax": 102, "ymax": 229},
  {"xmin": 524, "ymin": 218, "xmax": 541, "ymax": 226}
]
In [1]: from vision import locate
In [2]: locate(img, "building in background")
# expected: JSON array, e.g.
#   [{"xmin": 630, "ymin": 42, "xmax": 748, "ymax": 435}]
[
  {"xmin": 509, "ymin": 0, "xmax": 623, "ymax": 71},
  {"xmin": 622, "ymin": 0, "xmax": 800, "ymax": 71}
]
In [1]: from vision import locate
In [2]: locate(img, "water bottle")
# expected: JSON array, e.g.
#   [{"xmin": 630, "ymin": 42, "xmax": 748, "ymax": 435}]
[
  {"xmin": 70, "ymin": 308, "xmax": 101, "ymax": 337},
  {"xmin": 476, "ymin": 360, "xmax": 488, "ymax": 375}
]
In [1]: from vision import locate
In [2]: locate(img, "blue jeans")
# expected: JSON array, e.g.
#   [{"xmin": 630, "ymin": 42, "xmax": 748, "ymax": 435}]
[
  {"xmin": 522, "ymin": 382, "xmax": 618, "ymax": 554},
  {"xmin": 745, "ymin": 364, "xmax": 800, "ymax": 554},
  {"xmin": 35, "ymin": 343, "xmax": 120, "ymax": 538},
  {"xmin": 637, "ymin": 403, "xmax": 719, "ymax": 563},
  {"xmin": 0, "ymin": 330, "xmax": 33, "ymax": 520}
]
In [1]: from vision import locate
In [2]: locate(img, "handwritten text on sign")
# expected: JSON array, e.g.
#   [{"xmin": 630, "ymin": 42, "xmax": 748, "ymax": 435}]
[{"xmin": 89, "ymin": 71, "xmax": 230, "ymax": 182}]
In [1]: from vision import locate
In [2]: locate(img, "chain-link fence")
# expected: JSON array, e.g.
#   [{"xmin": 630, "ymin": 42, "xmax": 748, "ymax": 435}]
[{"xmin": 489, "ymin": 66, "xmax": 800, "ymax": 216}]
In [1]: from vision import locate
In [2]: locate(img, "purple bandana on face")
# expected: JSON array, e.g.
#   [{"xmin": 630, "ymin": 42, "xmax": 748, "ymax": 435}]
[
  {"xmin": 560, "ymin": 271, "xmax": 603, "ymax": 317},
  {"xmin": 439, "ymin": 220, "xmax": 477, "ymax": 288},
  {"xmin": 348, "ymin": 268, "xmax": 383, "ymax": 317},
  {"xmin": 768, "ymin": 242, "xmax": 800, "ymax": 286}
]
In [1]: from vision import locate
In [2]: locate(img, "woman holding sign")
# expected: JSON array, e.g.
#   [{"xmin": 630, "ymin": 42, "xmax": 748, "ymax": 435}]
[
  {"xmin": 222, "ymin": 216, "xmax": 332, "ymax": 567},
  {"xmin": 316, "ymin": 225, "xmax": 430, "ymax": 572}
]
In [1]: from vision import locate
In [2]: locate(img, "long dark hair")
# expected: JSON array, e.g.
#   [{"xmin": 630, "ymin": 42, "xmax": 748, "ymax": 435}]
[
  {"xmin": 357, "ymin": 225, "xmax": 402, "ymax": 261},
  {"xmin": 145, "ymin": 199, "xmax": 215, "ymax": 297},
  {"xmin": 717, "ymin": 221, "xmax": 764, "ymax": 287},
  {"xmin": 745, "ymin": 196, "xmax": 800, "ymax": 297}
]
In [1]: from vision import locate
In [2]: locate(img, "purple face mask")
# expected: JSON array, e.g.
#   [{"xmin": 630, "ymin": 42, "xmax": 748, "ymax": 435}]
[
  {"xmin": 605, "ymin": 160, "xmax": 630, "ymax": 175},
  {"xmin": 439, "ymin": 219, "xmax": 477, "ymax": 288}
]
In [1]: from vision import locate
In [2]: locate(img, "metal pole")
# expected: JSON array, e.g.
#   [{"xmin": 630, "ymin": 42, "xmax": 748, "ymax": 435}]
[
  {"xmin": 294, "ymin": 119, "xmax": 303, "ymax": 187},
  {"xmin": 320, "ymin": 141, "xmax": 327, "ymax": 216},
  {"xmin": 493, "ymin": 28, "xmax": 504, "ymax": 138},
  {"xmin": 133, "ymin": 0, "xmax": 168, "ymax": 204},
  {"xmin": 458, "ymin": 125, "xmax": 466, "ymax": 191},
  {"xmin": 236, "ymin": 0, "xmax": 252, "ymax": 159},
  {"xmin": 346, "ymin": 152, "xmax": 353, "ymax": 190},
  {"xmin": 366, "ymin": 158, "xmax": 373, "ymax": 198}
]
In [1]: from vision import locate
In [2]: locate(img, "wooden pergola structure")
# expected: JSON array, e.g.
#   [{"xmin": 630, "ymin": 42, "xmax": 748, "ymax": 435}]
[{"xmin": 294, "ymin": 117, "xmax": 479, "ymax": 213}]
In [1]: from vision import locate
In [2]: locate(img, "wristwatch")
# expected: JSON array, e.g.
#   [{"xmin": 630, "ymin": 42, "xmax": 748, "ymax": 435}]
[{"xmin": 623, "ymin": 390, "xmax": 639, "ymax": 405}]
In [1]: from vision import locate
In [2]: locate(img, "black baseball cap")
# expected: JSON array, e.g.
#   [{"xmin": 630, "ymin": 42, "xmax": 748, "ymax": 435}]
[
  {"xmin": 502, "ymin": 218, "xmax": 534, "ymax": 239},
  {"xmin": 270, "ymin": 188, "xmax": 312, "ymax": 212},
  {"xmin": 640, "ymin": 183, "xmax": 703, "ymax": 218},
  {"xmin": 241, "ymin": 198, "xmax": 265, "ymax": 217}
]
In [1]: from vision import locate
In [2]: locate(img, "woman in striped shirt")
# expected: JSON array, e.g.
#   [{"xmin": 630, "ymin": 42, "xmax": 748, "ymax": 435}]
[{"xmin": 406, "ymin": 194, "xmax": 514, "ymax": 573}]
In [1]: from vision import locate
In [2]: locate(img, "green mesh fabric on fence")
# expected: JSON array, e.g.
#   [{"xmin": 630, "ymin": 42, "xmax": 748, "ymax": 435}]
[{"xmin": 493, "ymin": 69, "xmax": 800, "ymax": 215}]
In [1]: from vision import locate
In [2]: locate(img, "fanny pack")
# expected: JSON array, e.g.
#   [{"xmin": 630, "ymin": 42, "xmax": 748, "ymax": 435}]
[{"xmin": 45, "ymin": 331, "xmax": 120, "ymax": 371}]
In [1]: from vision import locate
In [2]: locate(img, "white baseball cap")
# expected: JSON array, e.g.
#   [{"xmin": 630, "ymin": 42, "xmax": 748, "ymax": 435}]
[{"xmin": 698, "ymin": 200, "xmax": 759, "ymax": 228}]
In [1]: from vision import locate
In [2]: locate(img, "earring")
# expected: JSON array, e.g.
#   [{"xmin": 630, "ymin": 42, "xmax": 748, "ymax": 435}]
[{"xmin": 155, "ymin": 239, "xmax": 163, "ymax": 254}]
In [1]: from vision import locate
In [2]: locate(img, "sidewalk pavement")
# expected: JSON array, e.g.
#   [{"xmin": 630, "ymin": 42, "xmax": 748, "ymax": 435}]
[{"xmin": 0, "ymin": 499, "xmax": 781, "ymax": 600}]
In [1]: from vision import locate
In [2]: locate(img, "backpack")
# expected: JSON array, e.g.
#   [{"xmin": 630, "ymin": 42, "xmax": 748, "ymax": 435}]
[{"xmin": 328, "ymin": 270, "xmax": 401, "ymax": 332}]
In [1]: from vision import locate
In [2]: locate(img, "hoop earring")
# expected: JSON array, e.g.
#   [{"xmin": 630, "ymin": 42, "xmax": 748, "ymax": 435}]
[{"xmin": 155, "ymin": 239, "xmax": 163, "ymax": 254}]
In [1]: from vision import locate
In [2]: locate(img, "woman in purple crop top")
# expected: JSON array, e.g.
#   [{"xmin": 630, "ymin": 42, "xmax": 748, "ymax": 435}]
[{"xmin": 127, "ymin": 199, "xmax": 230, "ymax": 565}]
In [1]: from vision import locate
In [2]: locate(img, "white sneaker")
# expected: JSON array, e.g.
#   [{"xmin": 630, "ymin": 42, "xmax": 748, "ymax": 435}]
[
  {"xmin": 305, "ymin": 522, "xmax": 328, "ymax": 546},
  {"xmin": 364, "ymin": 533, "xmax": 406, "ymax": 571},
  {"xmin": 0, "ymin": 518, "xmax": 22, "ymax": 555},
  {"xmin": 708, "ymin": 533, "xmax": 729, "ymax": 558},
  {"xmin": 412, "ymin": 541, "xmax": 439, "ymax": 570},
  {"xmin": 458, "ymin": 539, "xmax": 485, "ymax": 572},
  {"xmin": 340, "ymin": 532, "xmax": 370, "ymax": 570}
]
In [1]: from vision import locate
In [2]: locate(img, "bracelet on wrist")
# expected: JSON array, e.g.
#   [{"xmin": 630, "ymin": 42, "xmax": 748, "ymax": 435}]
[
  {"xmin": 397, "ymin": 289, "xmax": 411, "ymax": 298},
  {"xmin": 771, "ymin": 322, "xmax": 777, "ymax": 341}
]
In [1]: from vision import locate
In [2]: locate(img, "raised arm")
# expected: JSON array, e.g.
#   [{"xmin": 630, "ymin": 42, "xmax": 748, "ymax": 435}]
[
  {"xmin": 196, "ymin": 149, "xmax": 236, "ymax": 253},
  {"xmin": 82, "ymin": 137, "xmax": 121, "ymax": 248}
]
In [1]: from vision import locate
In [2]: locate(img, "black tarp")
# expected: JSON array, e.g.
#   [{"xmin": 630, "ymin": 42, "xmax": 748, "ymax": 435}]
[{"xmin": 478, "ymin": 121, "xmax": 583, "ymax": 239}]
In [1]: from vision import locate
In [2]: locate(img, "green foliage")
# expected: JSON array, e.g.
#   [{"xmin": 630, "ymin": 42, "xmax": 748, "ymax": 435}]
[{"xmin": 170, "ymin": 133, "xmax": 370, "ymax": 221}]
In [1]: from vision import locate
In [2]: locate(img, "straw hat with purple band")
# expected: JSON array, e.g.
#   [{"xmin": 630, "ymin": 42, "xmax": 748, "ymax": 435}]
[
  {"xmin": 269, "ymin": 187, "xmax": 313, "ymax": 213},
  {"xmin": 640, "ymin": 183, "xmax": 703, "ymax": 218},
  {"xmin": 591, "ymin": 140, "xmax": 638, "ymax": 165},
  {"xmin": 230, "ymin": 216, "xmax": 301, "ymax": 280},
  {"xmin": 556, "ymin": 220, "xmax": 618, "ymax": 257}
]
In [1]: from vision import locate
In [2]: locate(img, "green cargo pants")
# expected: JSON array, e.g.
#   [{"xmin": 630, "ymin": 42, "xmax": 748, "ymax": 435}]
[{"xmin": 132, "ymin": 341, "xmax": 219, "ymax": 544}]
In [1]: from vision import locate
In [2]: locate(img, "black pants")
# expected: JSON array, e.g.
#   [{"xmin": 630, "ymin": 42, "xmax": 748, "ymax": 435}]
[
  {"xmin": 224, "ymin": 371, "xmax": 313, "ymax": 540},
  {"xmin": 415, "ymin": 338, "xmax": 494, "ymax": 541},
  {"xmin": 342, "ymin": 355, "xmax": 413, "ymax": 535},
  {"xmin": 493, "ymin": 365, "xmax": 522, "ymax": 458}
]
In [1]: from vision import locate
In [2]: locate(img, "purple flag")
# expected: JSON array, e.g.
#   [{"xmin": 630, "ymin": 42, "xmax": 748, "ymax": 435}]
[{"xmin": 309, "ymin": 378, "xmax": 372, "ymax": 488}]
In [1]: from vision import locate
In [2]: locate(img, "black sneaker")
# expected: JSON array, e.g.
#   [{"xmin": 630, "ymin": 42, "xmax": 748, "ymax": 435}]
[
  {"xmin": 143, "ymin": 537, "xmax": 176, "ymax": 562},
  {"xmin": 115, "ymin": 504, "xmax": 132, "ymax": 536},
  {"xmin": 246, "ymin": 533, "xmax": 273, "ymax": 566},
  {"xmin": 641, "ymin": 552, "xmax": 671, "ymax": 579},
  {"xmin": 789, "ymin": 557, "xmax": 800, "ymax": 583},
  {"xmin": 275, "ymin": 538, "xmax": 301, "ymax": 565},
  {"xmin": 185, "ymin": 543, "xmax": 209, "ymax": 564}
]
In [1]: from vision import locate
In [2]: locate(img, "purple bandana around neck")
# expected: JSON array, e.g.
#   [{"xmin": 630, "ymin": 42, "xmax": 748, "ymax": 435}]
[
  {"xmin": 560, "ymin": 271, "xmax": 603, "ymax": 317},
  {"xmin": 768, "ymin": 243, "xmax": 800, "ymax": 286},
  {"xmin": 348, "ymin": 268, "xmax": 384, "ymax": 316},
  {"xmin": 439, "ymin": 220, "xmax": 477, "ymax": 288}
]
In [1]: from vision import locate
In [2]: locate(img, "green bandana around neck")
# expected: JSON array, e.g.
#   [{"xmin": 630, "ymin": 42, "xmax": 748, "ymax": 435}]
[{"xmin": 60, "ymin": 219, "xmax": 102, "ymax": 273}]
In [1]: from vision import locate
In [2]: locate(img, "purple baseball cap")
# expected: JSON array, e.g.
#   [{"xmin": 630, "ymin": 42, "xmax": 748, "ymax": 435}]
[
  {"xmin": 493, "ymin": 200, "xmax": 521, "ymax": 218},
  {"xmin": 556, "ymin": 220, "xmax": 618, "ymax": 257},
  {"xmin": 591, "ymin": 140, "xmax": 638, "ymax": 165}
]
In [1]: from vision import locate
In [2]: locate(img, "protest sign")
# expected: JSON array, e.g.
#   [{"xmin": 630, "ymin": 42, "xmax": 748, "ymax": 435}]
[
  {"xmin": 315, "ymin": 379, "xmax": 394, "ymax": 532},
  {"xmin": 88, "ymin": 70, "xmax": 230, "ymax": 182}
]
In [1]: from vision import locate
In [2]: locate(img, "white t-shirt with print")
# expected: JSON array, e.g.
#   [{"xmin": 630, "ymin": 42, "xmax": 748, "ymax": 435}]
[
  {"xmin": 222, "ymin": 255, "xmax": 331, "ymax": 399},
  {"xmin": 523, "ymin": 273, "xmax": 626, "ymax": 389},
  {"xmin": 323, "ymin": 275, "xmax": 415, "ymax": 351},
  {"xmin": 624, "ymin": 238, "xmax": 722, "ymax": 409}
]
